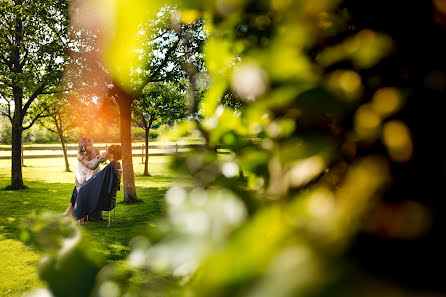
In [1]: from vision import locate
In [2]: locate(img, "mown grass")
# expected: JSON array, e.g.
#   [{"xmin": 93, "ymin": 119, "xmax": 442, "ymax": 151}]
[
  {"xmin": 0, "ymin": 155, "xmax": 191, "ymax": 296},
  {"xmin": 0, "ymin": 235, "xmax": 45, "ymax": 297}
]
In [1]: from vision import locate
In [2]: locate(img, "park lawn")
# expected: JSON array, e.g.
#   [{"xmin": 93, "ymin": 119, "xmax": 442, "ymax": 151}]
[
  {"xmin": 0, "ymin": 156, "xmax": 191, "ymax": 297},
  {"xmin": 0, "ymin": 234, "xmax": 45, "ymax": 297}
]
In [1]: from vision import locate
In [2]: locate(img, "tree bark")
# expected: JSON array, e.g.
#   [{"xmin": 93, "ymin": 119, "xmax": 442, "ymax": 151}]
[
  {"xmin": 55, "ymin": 115, "xmax": 70, "ymax": 172},
  {"xmin": 143, "ymin": 127, "xmax": 150, "ymax": 176},
  {"xmin": 11, "ymin": 118, "xmax": 24, "ymax": 189},
  {"xmin": 60, "ymin": 134, "xmax": 70, "ymax": 172},
  {"xmin": 9, "ymin": 8, "xmax": 25, "ymax": 189},
  {"xmin": 143, "ymin": 117, "xmax": 152, "ymax": 176},
  {"xmin": 11, "ymin": 87, "xmax": 24, "ymax": 189},
  {"xmin": 114, "ymin": 86, "xmax": 137, "ymax": 203}
]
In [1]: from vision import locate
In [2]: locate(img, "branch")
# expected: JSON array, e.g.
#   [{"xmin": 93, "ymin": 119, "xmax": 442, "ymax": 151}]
[
  {"xmin": 148, "ymin": 115, "xmax": 154, "ymax": 130},
  {"xmin": 149, "ymin": 38, "xmax": 180, "ymax": 81},
  {"xmin": 0, "ymin": 55, "xmax": 11, "ymax": 68},
  {"xmin": 7, "ymin": 99, "xmax": 12, "ymax": 121},
  {"xmin": 41, "ymin": 88, "xmax": 69, "ymax": 95},
  {"xmin": 19, "ymin": 47, "xmax": 30, "ymax": 68},
  {"xmin": 0, "ymin": 88, "xmax": 10, "ymax": 100},
  {"xmin": 63, "ymin": 121, "xmax": 75, "ymax": 132},
  {"xmin": 0, "ymin": 110, "xmax": 12, "ymax": 122},
  {"xmin": 149, "ymin": 29, "xmax": 170, "ymax": 43},
  {"xmin": 22, "ymin": 110, "xmax": 52, "ymax": 130},
  {"xmin": 40, "ymin": 13, "xmax": 68, "ymax": 49},
  {"xmin": 141, "ymin": 115, "xmax": 148, "ymax": 129},
  {"xmin": 136, "ymin": 37, "xmax": 180, "ymax": 94},
  {"xmin": 22, "ymin": 96, "xmax": 59, "ymax": 130},
  {"xmin": 0, "ymin": 90, "xmax": 13, "ymax": 122},
  {"xmin": 25, "ymin": 58, "xmax": 39, "ymax": 74},
  {"xmin": 41, "ymin": 122, "xmax": 57, "ymax": 134},
  {"xmin": 21, "ymin": 83, "xmax": 46, "ymax": 120}
]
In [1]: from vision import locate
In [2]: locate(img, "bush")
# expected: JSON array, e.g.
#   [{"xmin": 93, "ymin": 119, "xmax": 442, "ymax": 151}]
[
  {"xmin": 131, "ymin": 126, "xmax": 159, "ymax": 141},
  {"xmin": 131, "ymin": 126, "xmax": 145, "ymax": 141},
  {"xmin": 0, "ymin": 118, "xmax": 12, "ymax": 144},
  {"xmin": 23, "ymin": 126, "xmax": 59, "ymax": 143},
  {"xmin": 149, "ymin": 129, "xmax": 158, "ymax": 140},
  {"xmin": 1, "ymin": 118, "xmax": 60, "ymax": 144}
]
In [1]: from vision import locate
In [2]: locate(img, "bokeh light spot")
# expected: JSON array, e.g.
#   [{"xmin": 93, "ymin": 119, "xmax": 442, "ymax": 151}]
[
  {"xmin": 166, "ymin": 187, "xmax": 187, "ymax": 206},
  {"xmin": 371, "ymin": 87, "xmax": 403, "ymax": 117},
  {"xmin": 354, "ymin": 104, "xmax": 381, "ymax": 139},
  {"xmin": 231, "ymin": 62, "xmax": 268, "ymax": 101},
  {"xmin": 222, "ymin": 162, "xmax": 239, "ymax": 178},
  {"xmin": 288, "ymin": 156, "xmax": 325, "ymax": 187},
  {"xmin": 382, "ymin": 120, "xmax": 413, "ymax": 163}
]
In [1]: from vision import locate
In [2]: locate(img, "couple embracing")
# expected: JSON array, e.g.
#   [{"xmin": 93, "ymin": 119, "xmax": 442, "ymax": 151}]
[{"xmin": 63, "ymin": 137, "xmax": 122, "ymax": 225}]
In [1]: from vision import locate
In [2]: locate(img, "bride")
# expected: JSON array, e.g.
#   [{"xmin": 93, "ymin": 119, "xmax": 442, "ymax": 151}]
[
  {"xmin": 72, "ymin": 145, "xmax": 122, "ymax": 224},
  {"xmin": 63, "ymin": 137, "xmax": 106, "ymax": 217}
]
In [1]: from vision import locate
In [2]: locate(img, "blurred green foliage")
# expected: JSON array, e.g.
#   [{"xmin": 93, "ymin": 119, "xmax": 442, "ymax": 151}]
[
  {"xmin": 118, "ymin": 0, "xmax": 403, "ymax": 296},
  {"xmin": 18, "ymin": 0, "xmax": 422, "ymax": 296},
  {"xmin": 20, "ymin": 213, "xmax": 105, "ymax": 297}
]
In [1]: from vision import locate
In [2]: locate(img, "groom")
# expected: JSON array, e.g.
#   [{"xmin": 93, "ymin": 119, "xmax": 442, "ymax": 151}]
[{"xmin": 73, "ymin": 145, "xmax": 122, "ymax": 223}]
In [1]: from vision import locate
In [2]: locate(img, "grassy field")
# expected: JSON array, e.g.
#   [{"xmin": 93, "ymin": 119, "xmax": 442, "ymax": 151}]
[{"xmin": 0, "ymin": 154, "xmax": 191, "ymax": 296}]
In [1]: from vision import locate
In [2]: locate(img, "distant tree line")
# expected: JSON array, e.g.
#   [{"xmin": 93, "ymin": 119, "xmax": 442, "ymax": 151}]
[{"xmin": 0, "ymin": 114, "xmax": 165, "ymax": 145}]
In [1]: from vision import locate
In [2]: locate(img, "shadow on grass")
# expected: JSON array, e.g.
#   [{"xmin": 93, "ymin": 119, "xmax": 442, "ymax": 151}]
[
  {"xmin": 87, "ymin": 187, "xmax": 168, "ymax": 260},
  {"xmin": 0, "ymin": 177, "xmax": 169, "ymax": 261},
  {"xmin": 117, "ymin": 198, "xmax": 145, "ymax": 205},
  {"xmin": 2, "ymin": 184, "xmax": 29, "ymax": 191},
  {"xmin": 136, "ymin": 175, "xmax": 177, "ymax": 182},
  {"xmin": 0, "ymin": 180, "xmax": 72, "ymax": 240}
]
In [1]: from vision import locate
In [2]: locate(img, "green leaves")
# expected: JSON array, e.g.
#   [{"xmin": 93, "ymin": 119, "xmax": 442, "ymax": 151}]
[
  {"xmin": 317, "ymin": 29, "xmax": 393, "ymax": 69},
  {"xmin": 132, "ymin": 80, "xmax": 189, "ymax": 130},
  {"xmin": 131, "ymin": 0, "xmax": 399, "ymax": 296},
  {"xmin": 0, "ymin": 0, "xmax": 69, "ymax": 123},
  {"xmin": 20, "ymin": 212, "xmax": 105, "ymax": 297}
]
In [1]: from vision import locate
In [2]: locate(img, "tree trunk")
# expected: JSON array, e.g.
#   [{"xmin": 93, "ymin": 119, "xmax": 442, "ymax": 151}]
[
  {"xmin": 143, "ymin": 128, "xmax": 150, "ymax": 176},
  {"xmin": 115, "ymin": 86, "xmax": 137, "ymax": 202},
  {"xmin": 60, "ymin": 135, "xmax": 70, "ymax": 172},
  {"xmin": 11, "ymin": 109, "xmax": 24, "ymax": 189},
  {"xmin": 143, "ymin": 118, "xmax": 152, "ymax": 176},
  {"xmin": 10, "ymin": 11, "xmax": 25, "ymax": 190},
  {"xmin": 56, "ymin": 116, "xmax": 70, "ymax": 172}
]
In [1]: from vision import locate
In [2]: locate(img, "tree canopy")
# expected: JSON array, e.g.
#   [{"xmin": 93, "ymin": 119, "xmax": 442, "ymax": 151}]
[
  {"xmin": 0, "ymin": 0, "xmax": 69, "ymax": 126},
  {"xmin": 0, "ymin": 0, "xmax": 71, "ymax": 188}
]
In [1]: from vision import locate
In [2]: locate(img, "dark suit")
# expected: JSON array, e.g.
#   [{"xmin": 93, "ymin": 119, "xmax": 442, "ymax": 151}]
[{"xmin": 72, "ymin": 161, "xmax": 120, "ymax": 220}]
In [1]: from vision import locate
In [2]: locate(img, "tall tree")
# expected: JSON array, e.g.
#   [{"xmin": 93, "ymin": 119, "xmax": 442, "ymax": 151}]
[
  {"xmin": 37, "ymin": 95, "xmax": 72, "ymax": 172},
  {"xmin": 106, "ymin": 7, "xmax": 205, "ymax": 202},
  {"xmin": 62, "ymin": 3, "xmax": 206, "ymax": 202},
  {"xmin": 133, "ymin": 80, "xmax": 189, "ymax": 176},
  {"xmin": 0, "ymin": 0, "xmax": 70, "ymax": 189},
  {"xmin": 107, "ymin": 85, "xmax": 138, "ymax": 202}
]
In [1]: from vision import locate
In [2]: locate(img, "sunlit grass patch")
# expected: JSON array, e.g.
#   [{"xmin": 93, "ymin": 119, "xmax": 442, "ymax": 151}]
[
  {"xmin": 0, "ymin": 236, "xmax": 45, "ymax": 297},
  {"xmin": 0, "ymin": 155, "xmax": 190, "ymax": 296}
]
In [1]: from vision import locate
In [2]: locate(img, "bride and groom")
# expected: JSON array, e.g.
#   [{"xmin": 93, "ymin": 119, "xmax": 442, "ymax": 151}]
[{"xmin": 63, "ymin": 137, "xmax": 122, "ymax": 225}]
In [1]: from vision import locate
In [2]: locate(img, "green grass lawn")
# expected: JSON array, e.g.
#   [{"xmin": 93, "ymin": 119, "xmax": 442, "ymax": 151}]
[{"xmin": 0, "ymin": 156, "xmax": 191, "ymax": 296}]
